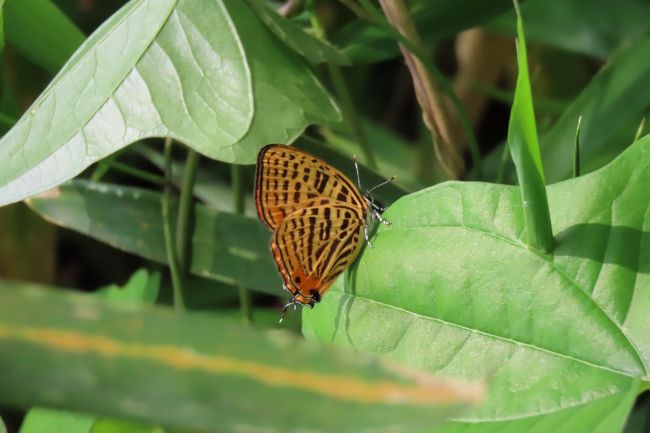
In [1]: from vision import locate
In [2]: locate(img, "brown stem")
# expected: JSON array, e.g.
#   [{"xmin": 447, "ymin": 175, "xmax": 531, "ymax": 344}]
[{"xmin": 378, "ymin": 0, "xmax": 464, "ymax": 179}]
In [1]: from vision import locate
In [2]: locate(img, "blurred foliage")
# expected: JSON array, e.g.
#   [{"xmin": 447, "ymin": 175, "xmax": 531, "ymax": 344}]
[{"xmin": 1, "ymin": 0, "xmax": 649, "ymax": 432}]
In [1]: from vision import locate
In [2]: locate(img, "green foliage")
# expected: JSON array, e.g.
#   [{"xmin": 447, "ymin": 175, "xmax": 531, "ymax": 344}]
[
  {"xmin": 304, "ymin": 136, "xmax": 650, "ymax": 432},
  {"xmin": 1, "ymin": 0, "xmax": 650, "ymax": 432},
  {"xmin": 0, "ymin": 0, "xmax": 339, "ymax": 207},
  {"xmin": 506, "ymin": 4, "xmax": 553, "ymax": 252},
  {"xmin": 0, "ymin": 282, "xmax": 477, "ymax": 433}
]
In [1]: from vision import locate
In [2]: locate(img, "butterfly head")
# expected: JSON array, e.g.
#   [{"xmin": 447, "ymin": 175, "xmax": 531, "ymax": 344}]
[
  {"xmin": 278, "ymin": 271, "xmax": 326, "ymax": 323},
  {"xmin": 279, "ymin": 286, "xmax": 322, "ymax": 323}
]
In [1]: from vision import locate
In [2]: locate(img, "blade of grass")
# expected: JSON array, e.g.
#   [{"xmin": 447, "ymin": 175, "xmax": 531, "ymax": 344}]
[
  {"xmin": 506, "ymin": 1, "xmax": 553, "ymax": 252},
  {"xmin": 0, "ymin": 282, "xmax": 484, "ymax": 433},
  {"xmin": 573, "ymin": 116, "xmax": 582, "ymax": 178},
  {"xmin": 633, "ymin": 117, "xmax": 646, "ymax": 142}
]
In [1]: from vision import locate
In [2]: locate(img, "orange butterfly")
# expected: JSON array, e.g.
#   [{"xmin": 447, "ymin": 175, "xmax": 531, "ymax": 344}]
[{"xmin": 255, "ymin": 144, "xmax": 393, "ymax": 318}]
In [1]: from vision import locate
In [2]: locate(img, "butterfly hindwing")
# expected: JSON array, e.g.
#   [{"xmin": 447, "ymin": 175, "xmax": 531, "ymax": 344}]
[
  {"xmin": 255, "ymin": 144, "xmax": 366, "ymax": 230},
  {"xmin": 271, "ymin": 200, "xmax": 366, "ymax": 302}
]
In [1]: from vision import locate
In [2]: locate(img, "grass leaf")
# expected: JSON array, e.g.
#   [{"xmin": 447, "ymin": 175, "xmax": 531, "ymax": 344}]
[{"xmin": 0, "ymin": 281, "xmax": 483, "ymax": 433}]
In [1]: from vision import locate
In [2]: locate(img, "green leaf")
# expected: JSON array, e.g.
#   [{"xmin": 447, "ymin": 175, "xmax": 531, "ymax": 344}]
[
  {"xmin": 26, "ymin": 180, "xmax": 281, "ymax": 297},
  {"xmin": 96, "ymin": 268, "xmax": 160, "ymax": 305},
  {"xmin": 335, "ymin": 0, "xmax": 512, "ymax": 63},
  {"xmin": 0, "ymin": 417, "xmax": 5, "ymax": 433},
  {"xmin": 0, "ymin": 0, "xmax": 339, "ymax": 207},
  {"xmin": 0, "ymin": 281, "xmax": 482, "ymax": 433},
  {"xmin": 541, "ymin": 35, "xmax": 650, "ymax": 183},
  {"xmin": 507, "ymin": 5, "xmax": 553, "ymax": 252},
  {"xmin": 244, "ymin": 0, "xmax": 349, "ymax": 65},
  {"xmin": 303, "ymin": 136, "xmax": 650, "ymax": 432},
  {"xmin": 19, "ymin": 408, "xmax": 95, "ymax": 433},
  {"xmin": 18, "ymin": 270, "xmax": 161, "ymax": 433},
  {"xmin": 4, "ymin": 0, "xmax": 84, "ymax": 73}
]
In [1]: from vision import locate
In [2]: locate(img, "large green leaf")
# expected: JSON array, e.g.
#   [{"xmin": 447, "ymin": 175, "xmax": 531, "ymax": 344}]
[
  {"xmin": 18, "ymin": 270, "xmax": 161, "ymax": 433},
  {"xmin": 0, "ymin": 0, "xmax": 339, "ymax": 207},
  {"xmin": 26, "ymin": 180, "xmax": 281, "ymax": 297},
  {"xmin": 303, "ymin": 135, "xmax": 650, "ymax": 432},
  {"xmin": 0, "ymin": 281, "xmax": 482, "ymax": 433}
]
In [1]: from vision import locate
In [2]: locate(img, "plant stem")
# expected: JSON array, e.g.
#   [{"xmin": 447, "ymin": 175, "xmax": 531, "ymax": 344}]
[
  {"xmin": 231, "ymin": 164, "xmax": 252, "ymax": 324},
  {"xmin": 308, "ymin": 1, "xmax": 377, "ymax": 169},
  {"xmin": 176, "ymin": 149, "xmax": 200, "ymax": 272},
  {"xmin": 162, "ymin": 138, "xmax": 185, "ymax": 311},
  {"xmin": 378, "ymin": 0, "xmax": 462, "ymax": 179},
  {"xmin": 349, "ymin": 0, "xmax": 483, "ymax": 178},
  {"xmin": 95, "ymin": 160, "xmax": 167, "ymax": 185}
]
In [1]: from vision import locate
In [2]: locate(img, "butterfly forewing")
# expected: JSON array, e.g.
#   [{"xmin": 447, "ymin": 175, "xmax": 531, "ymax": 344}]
[
  {"xmin": 271, "ymin": 200, "xmax": 366, "ymax": 303},
  {"xmin": 255, "ymin": 145, "xmax": 366, "ymax": 230}
]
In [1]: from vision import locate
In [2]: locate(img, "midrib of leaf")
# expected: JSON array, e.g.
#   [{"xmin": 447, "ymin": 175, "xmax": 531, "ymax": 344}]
[
  {"xmin": 216, "ymin": 2, "xmax": 253, "ymax": 139},
  {"xmin": 334, "ymin": 291, "xmax": 635, "ymax": 381},
  {"xmin": 5, "ymin": 0, "xmax": 177, "ymax": 183},
  {"xmin": 380, "ymin": 224, "xmax": 647, "ymax": 377}
]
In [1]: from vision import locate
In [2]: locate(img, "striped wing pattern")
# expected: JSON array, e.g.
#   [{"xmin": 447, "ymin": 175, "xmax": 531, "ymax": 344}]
[
  {"xmin": 271, "ymin": 200, "xmax": 365, "ymax": 305},
  {"xmin": 255, "ymin": 144, "xmax": 369, "ymax": 306},
  {"xmin": 255, "ymin": 144, "xmax": 366, "ymax": 230}
]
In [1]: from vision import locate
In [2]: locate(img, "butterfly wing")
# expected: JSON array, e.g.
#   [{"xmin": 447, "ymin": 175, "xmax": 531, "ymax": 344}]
[
  {"xmin": 255, "ymin": 144, "xmax": 366, "ymax": 230},
  {"xmin": 271, "ymin": 200, "xmax": 365, "ymax": 305}
]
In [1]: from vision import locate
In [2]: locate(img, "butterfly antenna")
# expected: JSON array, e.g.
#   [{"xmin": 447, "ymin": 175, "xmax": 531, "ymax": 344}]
[
  {"xmin": 366, "ymin": 176, "xmax": 396, "ymax": 194},
  {"xmin": 353, "ymin": 155, "xmax": 363, "ymax": 190}
]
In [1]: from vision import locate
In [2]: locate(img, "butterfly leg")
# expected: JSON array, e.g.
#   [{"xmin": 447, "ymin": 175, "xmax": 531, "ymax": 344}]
[
  {"xmin": 374, "ymin": 209, "xmax": 391, "ymax": 225},
  {"xmin": 364, "ymin": 223, "xmax": 374, "ymax": 248},
  {"xmin": 279, "ymin": 297, "xmax": 298, "ymax": 324}
]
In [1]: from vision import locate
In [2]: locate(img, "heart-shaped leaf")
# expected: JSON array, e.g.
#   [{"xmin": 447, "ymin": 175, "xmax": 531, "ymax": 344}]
[
  {"xmin": 304, "ymin": 136, "xmax": 650, "ymax": 432},
  {"xmin": 0, "ymin": 0, "xmax": 339, "ymax": 207}
]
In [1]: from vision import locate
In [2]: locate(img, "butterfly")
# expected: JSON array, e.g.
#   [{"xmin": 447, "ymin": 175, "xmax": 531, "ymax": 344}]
[{"xmin": 255, "ymin": 144, "xmax": 394, "ymax": 318}]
